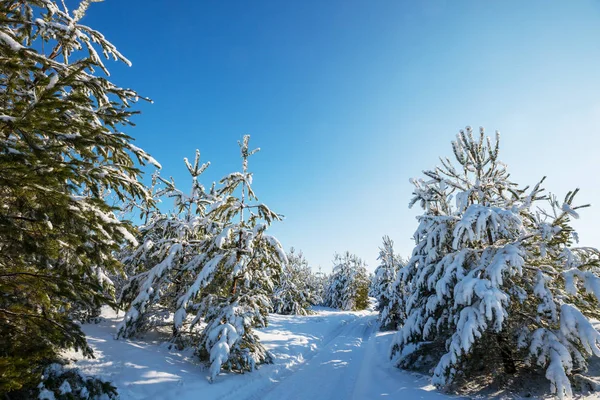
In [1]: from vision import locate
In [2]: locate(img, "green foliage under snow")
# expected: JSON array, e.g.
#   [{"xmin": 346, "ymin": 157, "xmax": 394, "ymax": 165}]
[
  {"xmin": 389, "ymin": 127, "xmax": 600, "ymax": 398},
  {"xmin": 118, "ymin": 136, "xmax": 287, "ymax": 381},
  {"xmin": 272, "ymin": 248, "xmax": 322, "ymax": 315},
  {"xmin": 0, "ymin": 1, "xmax": 154, "ymax": 396},
  {"xmin": 324, "ymin": 252, "xmax": 370, "ymax": 311}
]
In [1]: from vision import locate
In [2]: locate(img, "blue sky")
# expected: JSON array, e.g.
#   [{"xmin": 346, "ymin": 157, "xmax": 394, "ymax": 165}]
[{"xmin": 82, "ymin": 0, "xmax": 600, "ymax": 272}]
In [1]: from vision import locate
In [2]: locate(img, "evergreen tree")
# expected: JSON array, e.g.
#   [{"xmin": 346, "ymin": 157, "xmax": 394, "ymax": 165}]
[
  {"xmin": 391, "ymin": 127, "xmax": 600, "ymax": 398},
  {"xmin": 309, "ymin": 267, "xmax": 328, "ymax": 306},
  {"xmin": 272, "ymin": 248, "xmax": 321, "ymax": 315},
  {"xmin": 119, "ymin": 136, "xmax": 287, "ymax": 382},
  {"xmin": 372, "ymin": 236, "xmax": 404, "ymax": 330},
  {"xmin": 117, "ymin": 152, "xmax": 214, "ymax": 339},
  {"xmin": 324, "ymin": 252, "xmax": 370, "ymax": 311},
  {"xmin": 0, "ymin": 1, "xmax": 154, "ymax": 395},
  {"xmin": 178, "ymin": 136, "xmax": 286, "ymax": 381}
]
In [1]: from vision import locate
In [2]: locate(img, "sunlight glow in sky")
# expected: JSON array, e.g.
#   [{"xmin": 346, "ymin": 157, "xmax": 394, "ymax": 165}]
[{"xmin": 82, "ymin": 0, "xmax": 600, "ymax": 272}]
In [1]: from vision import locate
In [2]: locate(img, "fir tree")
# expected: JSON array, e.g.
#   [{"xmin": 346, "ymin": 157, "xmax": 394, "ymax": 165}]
[
  {"xmin": 391, "ymin": 127, "xmax": 600, "ymax": 398},
  {"xmin": 272, "ymin": 248, "xmax": 321, "ymax": 315},
  {"xmin": 324, "ymin": 252, "xmax": 370, "ymax": 311},
  {"xmin": 0, "ymin": 1, "xmax": 154, "ymax": 395},
  {"xmin": 372, "ymin": 236, "xmax": 404, "ymax": 330}
]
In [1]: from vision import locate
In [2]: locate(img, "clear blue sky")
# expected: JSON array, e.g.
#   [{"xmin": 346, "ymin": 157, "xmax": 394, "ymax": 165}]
[{"xmin": 81, "ymin": 0, "xmax": 600, "ymax": 272}]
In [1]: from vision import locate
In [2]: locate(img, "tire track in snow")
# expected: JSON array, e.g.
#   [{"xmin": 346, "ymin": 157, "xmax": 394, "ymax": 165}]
[
  {"xmin": 215, "ymin": 312, "xmax": 371, "ymax": 400},
  {"xmin": 240, "ymin": 313, "xmax": 378, "ymax": 400}
]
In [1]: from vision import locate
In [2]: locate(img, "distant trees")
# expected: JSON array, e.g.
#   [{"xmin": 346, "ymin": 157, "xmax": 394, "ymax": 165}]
[
  {"xmin": 324, "ymin": 252, "xmax": 370, "ymax": 311},
  {"xmin": 118, "ymin": 136, "xmax": 287, "ymax": 382},
  {"xmin": 310, "ymin": 267, "xmax": 328, "ymax": 305},
  {"xmin": 0, "ymin": 1, "xmax": 155, "ymax": 396},
  {"xmin": 390, "ymin": 127, "xmax": 600, "ymax": 398},
  {"xmin": 272, "ymin": 248, "xmax": 322, "ymax": 315},
  {"xmin": 371, "ymin": 236, "xmax": 404, "ymax": 330}
]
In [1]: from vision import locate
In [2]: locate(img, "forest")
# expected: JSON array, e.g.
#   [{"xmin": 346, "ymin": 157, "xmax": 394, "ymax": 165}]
[{"xmin": 2, "ymin": 1, "xmax": 600, "ymax": 399}]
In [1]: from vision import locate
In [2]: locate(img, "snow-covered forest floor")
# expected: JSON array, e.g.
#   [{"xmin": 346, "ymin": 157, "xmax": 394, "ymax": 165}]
[
  {"xmin": 67, "ymin": 307, "xmax": 448, "ymax": 399},
  {"xmin": 63, "ymin": 306, "xmax": 600, "ymax": 400}
]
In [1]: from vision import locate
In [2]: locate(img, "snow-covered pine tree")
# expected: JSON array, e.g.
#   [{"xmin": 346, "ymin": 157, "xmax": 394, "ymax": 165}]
[
  {"xmin": 371, "ymin": 236, "xmax": 398, "ymax": 305},
  {"xmin": 117, "ymin": 151, "xmax": 214, "ymax": 339},
  {"xmin": 272, "ymin": 248, "xmax": 321, "ymax": 315},
  {"xmin": 390, "ymin": 127, "xmax": 600, "ymax": 398},
  {"xmin": 324, "ymin": 252, "xmax": 370, "ymax": 311},
  {"xmin": 180, "ymin": 136, "xmax": 287, "ymax": 381},
  {"xmin": 0, "ymin": 1, "xmax": 155, "ymax": 395},
  {"xmin": 120, "ymin": 136, "xmax": 287, "ymax": 382},
  {"xmin": 309, "ymin": 267, "xmax": 328, "ymax": 306},
  {"xmin": 372, "ymin": 236, "xmax": 404, "ymax": 330}
]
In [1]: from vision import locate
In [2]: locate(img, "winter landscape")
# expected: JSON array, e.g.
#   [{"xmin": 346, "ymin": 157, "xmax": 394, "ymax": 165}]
[{"xmin": 3, "ymin": 1, "xmax": 600, "ymax": 399}]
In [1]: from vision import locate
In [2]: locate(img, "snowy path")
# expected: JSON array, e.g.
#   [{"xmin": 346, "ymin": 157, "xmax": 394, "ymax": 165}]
[
  {"xmin": 260, "ymin": 313, "xmax": 377, "ymax": 400},
  {"xmin": 219, "ymin": 312, "xmax": 377, "ymax": 400},
  {"xmin": 71, "ymin": 307, "xmax": 453, "ymax": 399},
  {"xmin": 237, "ymin": 312, "xmax": 447, "ymax": 400}
]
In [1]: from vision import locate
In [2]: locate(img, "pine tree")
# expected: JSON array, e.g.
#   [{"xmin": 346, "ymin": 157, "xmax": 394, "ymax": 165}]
[
  {"xmin": 310, "ymin": 267, "xmax": 328, "ymax": 306},
  {"xmin": 272, "ymin": 248, "xmax": 321, "ymax": 315},
  {"xmin": 324, "ymin": 252, "xmax": 370, "ymax": 311},
  {"xmin": 180, "ymin": 136, "xmax": 286, "ymax": 381},
  {"xmin": 117, "ymin": 151, "xmax": 214, "ymax": 340},
  {"xmin": 372, "ymin": 236, "xmax": 404, "ymax": 330},
  {"xmin": 391, "ymin": 127, "xmax": 600, "ymax": 398},
  {"xmin": 0, "ymin": 1, "xmax": 154, "ymax": 395},
  {"xmin": 119, "ymin": 136, "xmax": 286, "ymax": 382}
]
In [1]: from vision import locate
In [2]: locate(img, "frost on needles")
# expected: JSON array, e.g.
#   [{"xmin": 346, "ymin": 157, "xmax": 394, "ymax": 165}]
[
  {"xmin": 118, "ymin": 136, "xmax": 287, "ymax": 382},
  {"xmin": 390, "ymin": 127, "xmax": 600, "ymax": 398},
  {"xmin": 0, "ymin": 0, "xmax": 154, "ymax": 396}
]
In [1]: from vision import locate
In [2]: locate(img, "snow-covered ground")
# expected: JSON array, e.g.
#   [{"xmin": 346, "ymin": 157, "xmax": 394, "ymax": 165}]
[
  {"xmin": 69, "ymin": 307, "xmax": 453, "ymax": 399},
  {"xmin": 68, "ymin": 307, "xmax": 600, "ymax": 399}
]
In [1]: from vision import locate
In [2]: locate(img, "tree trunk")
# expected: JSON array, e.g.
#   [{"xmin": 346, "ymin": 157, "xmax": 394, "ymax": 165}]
[{"xmin": 231, "ymin": 277, "xmax": 237, "ymax": 296}]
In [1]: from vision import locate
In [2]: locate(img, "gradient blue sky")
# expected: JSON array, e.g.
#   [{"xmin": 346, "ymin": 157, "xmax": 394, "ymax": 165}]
[{"xmin": 82, "ymin": 0, "xmax": 600, "ymax": 272}]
